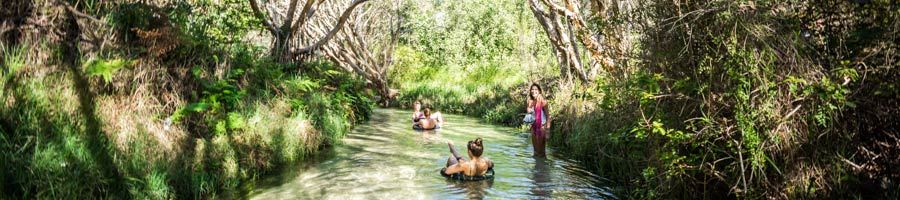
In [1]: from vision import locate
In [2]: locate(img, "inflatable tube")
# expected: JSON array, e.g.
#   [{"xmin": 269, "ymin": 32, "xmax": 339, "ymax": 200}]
[
  {"xmin": 440, "ymin": 168, "xmax": 495, "ymax": 181},
  {"xmin": 412, "ymin": 124, "xmax": 440, "ymax": 130}
]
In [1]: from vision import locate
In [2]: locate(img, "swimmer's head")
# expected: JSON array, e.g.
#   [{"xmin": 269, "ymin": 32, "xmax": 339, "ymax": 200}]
[{"xmin": 468, "ymin": 138, "xmax": 484, "ymax": 157}]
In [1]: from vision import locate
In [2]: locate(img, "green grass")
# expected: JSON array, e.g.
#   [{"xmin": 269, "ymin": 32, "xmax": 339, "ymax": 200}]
[
  {"xmin": 0, "ymin": 44, "xmax": 374, "ymax": 199},
  {"xmin": 0, "ymin": 0, "xmax": 377, "ymax": 198},
  {"xmin": 389, "ymin": 43, "xmax": 549, "ymax": 125},
  {"xmin": 0, "ymin": 73, "xmax": 115, "ymax": 198}
]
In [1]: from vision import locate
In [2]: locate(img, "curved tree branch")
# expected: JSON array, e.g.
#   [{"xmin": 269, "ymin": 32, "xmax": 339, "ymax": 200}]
[
  {"xmin": 290, "ymin": 0, "xmax": 319, "ymax": 34},
  {"xmin": 284, "ymin": 0, "xmax": 302, "ymax": 28},
  {"xmin": 529, "ymin": 0, "xmax": 586, "ymax": 83},
  {"xmin": 293, "ymin": 0, "xmax": 371, "ymax": 54},
  {"xmin": 539, "ymin": 0, "xmax": 616, "ymax": 80},
  {"xmin": 249, "ymin": 0, "xmax": 277, "ymax": 34}
]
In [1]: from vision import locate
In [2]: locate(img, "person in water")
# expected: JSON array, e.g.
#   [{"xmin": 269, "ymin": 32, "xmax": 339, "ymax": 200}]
[
  {"xmin": 527, "ymin": 83, "xmax": 551, "ymax": 157},
  {"xmin": 412, "ymin": 101, "xmax": 445, "ymax": 127},
  {"xmin": 412, "ymin": 100, "xmax": 425, "ymax": 122},
  {"xmin": 414, "ymin": 108, "xmax": 442, "ymax": 130},
  {"xmin": 442, "ymin": 138, "xmax": 493, "ymax": 178}
]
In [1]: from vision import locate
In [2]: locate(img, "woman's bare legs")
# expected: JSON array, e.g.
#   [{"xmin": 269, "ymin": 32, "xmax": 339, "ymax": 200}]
[
  {"xmin": 532, "ymin": 133, "xmax": 546, "ymax": 157},
  {"xmin": 446, "ymin": 142, "xmax": 464, "ymax": 167}
]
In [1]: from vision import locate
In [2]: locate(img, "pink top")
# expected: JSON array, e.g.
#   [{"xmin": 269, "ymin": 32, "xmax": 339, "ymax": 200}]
[{"xmin": 531, "ymin": 101, "xmax": 548, "ymax": 136}]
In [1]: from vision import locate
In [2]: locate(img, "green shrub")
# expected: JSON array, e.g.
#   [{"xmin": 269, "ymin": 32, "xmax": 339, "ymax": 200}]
[{"xmin": 84, "ymin": 58, "xmax": 133, "ymax": 83}]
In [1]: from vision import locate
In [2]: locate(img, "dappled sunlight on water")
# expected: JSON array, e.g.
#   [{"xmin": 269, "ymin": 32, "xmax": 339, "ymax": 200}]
[{"xmin": 248, "ymin": 109, "xmax": 616, "ymax": 199}]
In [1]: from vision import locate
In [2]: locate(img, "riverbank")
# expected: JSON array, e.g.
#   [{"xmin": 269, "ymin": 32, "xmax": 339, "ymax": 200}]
[
  {"xmin": 0, "ymin": 45, "xmax": 373, "ymax": 199},
  {"xmin": 0, "ymin": 1, "xmax": 374, "ymax": 198},
  {"xmin": 390, "ymin": 0, "xmax": 899, "ymax": 199}
]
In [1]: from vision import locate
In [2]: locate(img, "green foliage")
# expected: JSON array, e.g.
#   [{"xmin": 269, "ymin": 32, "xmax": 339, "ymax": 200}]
[
  {"xmin": 284, "ymin": 77, "xmax": 321, "ymax": 94},
  {"xmin": 83, "ymin": 58, "xmax": 133, "ymax": 83},
  {"xmin": 403, "ymin": 0, "xmax": 526, "ymax": 67},
  {"xmin": 549, "ymin": 0, "xmax": 899, "ymax": 199},
  {"xmin": 389, "ymin": 0, "xmax": 558, "ymax": 127},
  {"xmin": 5, "ymin": 0, "xmax": 896, "ymax": 199},
  {"xmin": 127, "ymin": 166, "xmax": 173, "ymax": 199},
  {"xmin": 394, "ymin": 82, "xmax": 525, "ymax": 125},
  {"xmin": 298, "ymin": 61, "xmax": 375, "ymax": 143},
  {"xmin": 108, "ymin": 3, "xmax": 161, "ymax": 41},
  {"xmin": 2, "ymin": 44, "xmax": 26, "ymax": 78},
  {"xmin": 808, "ymin": 75, "xmax": 854, "ymax": 127},
  {"xmin": 173, "ymin": 0, "xmax": 260, "ymax": 44},
  {"xmin": 0, "ymin": 76, "xmax": 116, "ymax": 199},
  {"xmin": 3, "ymin": 0, "xmax": 376, "ymax": 199},
  {"xmin": 389, "ymin": 45, "xmax": 435, "ymax": 85}
]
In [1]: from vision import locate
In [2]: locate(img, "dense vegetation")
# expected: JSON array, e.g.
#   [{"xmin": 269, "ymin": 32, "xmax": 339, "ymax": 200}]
[
  {"xmin": 1, "ymin": 0, "xmax": 373, "ymax": 198},
  {"xmin": 546, "ymin": 1, "xmax": 898, "ymax": 199},
  {"xmin": 2, "ymin": 0, "xmax": 898, "ymax": 199},
  {"xmin": 393, "ymin": 0, "xmax": 899, "ymax": 199},
  {"xmin": 389, "ymin": 0, "xmax": 558, "ymax": 126}
]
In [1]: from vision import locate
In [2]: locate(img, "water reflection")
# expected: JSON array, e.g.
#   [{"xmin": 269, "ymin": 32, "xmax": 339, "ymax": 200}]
[
  {"xmin": 417, "ymin": 129, "xmax": 444, "ymax": 144},
  {"xmin": 531, "ymin": 157, "xmax": 554, "ymax": 199},
  {"xmin": 445, "ymin": 178, "xmax": 494, "ymax": 199}
]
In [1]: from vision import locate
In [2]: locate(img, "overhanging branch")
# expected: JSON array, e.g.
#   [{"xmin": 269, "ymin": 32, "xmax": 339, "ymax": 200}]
[{"xmin": 292, "ymin": 0, "xmax": 371, "ymax": 54}]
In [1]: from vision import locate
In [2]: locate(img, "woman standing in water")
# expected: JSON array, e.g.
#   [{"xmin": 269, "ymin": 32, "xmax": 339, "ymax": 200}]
[{"xmin": 527, "ymin": 83, "xmax": 551, "ymax": 157}]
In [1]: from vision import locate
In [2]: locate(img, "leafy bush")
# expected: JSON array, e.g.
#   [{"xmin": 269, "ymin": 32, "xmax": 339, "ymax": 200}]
[
  {"xmin": 84, "ymin": 58, "xmax": 133, "ymax": 83},
  {"xmin": 2, "ymin": 0, "xmax": 376, "ymax": 199},
  {"xmin": 549, "ymin": 1, "xmax": 899, "ymax": 199}
]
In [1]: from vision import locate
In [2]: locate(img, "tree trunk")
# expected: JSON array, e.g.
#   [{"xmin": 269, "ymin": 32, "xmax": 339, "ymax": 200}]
[
  {"xmin": 370, "ymin": 76, "xmax": 392, "ymax": 106},
  {"xmin": 272, "ymin": 32, "xmax": 291, "ymax": 61},
  {"xmin": 528, "ymin": 0, "xmax": 580, "ymax": 86},
  {"xmin": 530, "ymin": 0, "xmax": 619, "ymax": 84},
  {"xmin": 249, "ymin": 0, "xmax": 371, "ymax": 62},
  {"xmin": 307, "ymin": 0, "xmax": 401, "ymax": 106}
]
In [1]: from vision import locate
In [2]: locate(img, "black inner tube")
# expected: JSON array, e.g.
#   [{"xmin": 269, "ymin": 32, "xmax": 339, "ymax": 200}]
[
  {"xmin": 440, "ymin": 167, "xmax": 495, "ymax": 181},
  {"xmin": 440, "ymin": 168, "xmax": 494, "ymax": 181}
]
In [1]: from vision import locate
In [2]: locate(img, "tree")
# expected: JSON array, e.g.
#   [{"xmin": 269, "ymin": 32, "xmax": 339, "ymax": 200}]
[
  {"xmin": 248, "ymin": 0, "xmax": 401, "ymax": 104},
  {"xmin": 527, "ymin": 0, "xmax": 616, "ymax": 84},
  {"xmin": 248, "ymin": 0, "xmax": 370, "ymax": 61},
  {"xmin": 308, "ymin": 0, "xmax": 403, "ymax": 106}
]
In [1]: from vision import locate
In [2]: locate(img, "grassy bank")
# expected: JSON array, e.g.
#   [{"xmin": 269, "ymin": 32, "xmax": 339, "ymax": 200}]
[
  {"xmin": 546, "ymin": 1, "xmax": 899, "ymax": 199},
  {"xmin": 0, "ymin": 43, "xmax": 372, "ymax": 199},
  {"xmin": 389, "ymin": 0, "xmax": 557, "ymax": 125},
  {"xmin": 1, "ymin": 1, "xmax": 373, "ymax": 198},
  {"xmin": 388, "ymin": 46, "xmax": 532, "ymax": 125}
]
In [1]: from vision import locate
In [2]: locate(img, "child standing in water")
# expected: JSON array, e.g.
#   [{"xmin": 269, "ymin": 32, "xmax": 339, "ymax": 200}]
[{"xmin": 527, "ymin": 83, "xmax": 551, "ymax": 157}]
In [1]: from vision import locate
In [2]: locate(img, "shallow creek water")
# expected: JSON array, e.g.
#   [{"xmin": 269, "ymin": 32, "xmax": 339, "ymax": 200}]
[{"xmin": 248, "ymin": 109, "xmax": 617, "ymax": 199}]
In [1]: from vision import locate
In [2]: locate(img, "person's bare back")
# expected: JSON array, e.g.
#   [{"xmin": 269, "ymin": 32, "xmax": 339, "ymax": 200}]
[{"xmin": 442, "ymin": 138, "xmax": 493, "ymax": 177}]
